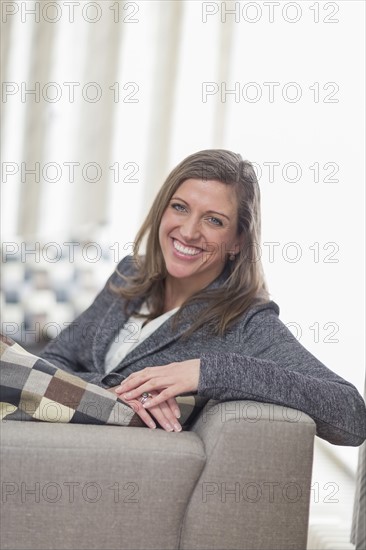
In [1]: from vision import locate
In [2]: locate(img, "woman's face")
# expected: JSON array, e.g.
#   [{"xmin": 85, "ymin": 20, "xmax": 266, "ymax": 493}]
[{"xmin": 158, "ymin": 178, "xmax": 243, "ymax": 293}]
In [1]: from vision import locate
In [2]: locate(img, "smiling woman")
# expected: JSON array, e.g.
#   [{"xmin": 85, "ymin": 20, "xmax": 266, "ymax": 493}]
[
  {"xmin": 111, "ymin": 149, "xmax": 268, "ymax": 338},
  {"xmin": 159, "ymin": 178, "xmax": 243, "ymax": 309},
  {"xmin": 38, "ymin": 149, "xmax": 366, "ymax": 445}
]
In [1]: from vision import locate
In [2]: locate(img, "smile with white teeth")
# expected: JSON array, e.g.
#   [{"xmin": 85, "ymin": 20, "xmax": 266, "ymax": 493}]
[{"xmin": 173, "ymin": 239, "xmax": 202, "ymax": 256}]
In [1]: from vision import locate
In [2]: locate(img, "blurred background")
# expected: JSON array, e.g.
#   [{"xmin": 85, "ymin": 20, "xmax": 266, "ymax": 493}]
[{"xmin": 1, "ymin": 1, "xmax": 365, "ymax": 546}]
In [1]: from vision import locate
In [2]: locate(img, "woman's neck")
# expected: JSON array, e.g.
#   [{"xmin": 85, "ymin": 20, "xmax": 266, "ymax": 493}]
[{"xmin": 163, "ymin": 278, "xmax": 190, "ymax": 312}]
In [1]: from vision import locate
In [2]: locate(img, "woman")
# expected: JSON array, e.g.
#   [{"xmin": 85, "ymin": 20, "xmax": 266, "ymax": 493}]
[{"xmin": 40, "ymin": 149, "xmax": 366, "ymax": 445}]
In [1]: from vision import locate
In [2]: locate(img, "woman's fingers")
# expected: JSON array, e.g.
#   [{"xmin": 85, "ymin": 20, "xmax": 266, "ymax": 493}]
[
  {"xmin": 118, "ymin": 397, "xmax": 157, "ymax": 429},
  {"xmin": 116, "ymin": 365, "xmax": 178, "ymax": 396},
  {"xmin": 116, "ymin": 368, "xmax": 155, "ymax": 394},
  {"xmin": 155, "ymin": 399, "xmax": 182, "ymax": 431},
  {"xmin": 117, "ymin": 378, "xmax": 177, "ymax": 405},
  {"xmin": 143, "ymin": 392, "xmax": 182, "ymax": 431},
  {"xmin": 150, "ymin": 403, "xmax": 182, "ymax": 432},
  {"xmin": 119, "ymin": 392, "xmax": 182, "ymax": 432},
  {"xmin": 140, "ymin": 388, "xmax": 178, "ymax": 409},
  {"xmin": 116, "ymin": 360, "xmax": 200, "ymax": 400},
  {"xmin": 167, "ymin": 396, "xmax": 181, "ymax": 419}
]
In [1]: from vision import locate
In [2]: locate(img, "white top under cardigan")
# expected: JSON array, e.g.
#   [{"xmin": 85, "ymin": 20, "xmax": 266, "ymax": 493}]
[{"xmin": 104, "ymin": 302, "xmax": 179, "ymax": 373}]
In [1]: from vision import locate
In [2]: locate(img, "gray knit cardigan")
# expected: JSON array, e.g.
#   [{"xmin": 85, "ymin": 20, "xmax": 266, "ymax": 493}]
[{"xmin": 40, "ymin": 255, "xmax": 366, "ymax": 446}]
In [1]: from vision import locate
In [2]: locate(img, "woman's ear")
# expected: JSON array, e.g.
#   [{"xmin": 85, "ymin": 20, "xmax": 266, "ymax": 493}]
[{"xmin": 233, "ymin": 231, "xmax": 245, "ymax": 254}]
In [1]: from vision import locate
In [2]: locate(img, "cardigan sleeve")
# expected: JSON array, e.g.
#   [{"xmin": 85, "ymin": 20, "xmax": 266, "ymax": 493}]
[{"xmin": 197, "ymin": 308, "xmax": 366, "ymax": 446}]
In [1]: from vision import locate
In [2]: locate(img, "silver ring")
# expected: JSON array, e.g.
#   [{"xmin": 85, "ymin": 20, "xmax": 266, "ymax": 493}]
[{"xmin": 139, "ymin": 392, "xmax": 153, "ymax": 404}]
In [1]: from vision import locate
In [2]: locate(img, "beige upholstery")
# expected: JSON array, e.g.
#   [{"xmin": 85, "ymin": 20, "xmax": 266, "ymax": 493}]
[{"xmin": 0, "ymin": 400, "xmax": 315, "ymax": 550}]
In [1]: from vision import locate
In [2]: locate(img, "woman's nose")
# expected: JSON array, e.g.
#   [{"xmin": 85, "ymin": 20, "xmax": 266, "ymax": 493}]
[{"xmin": 180, "ymin": 217, "xmax": 201, "ymax": 242}]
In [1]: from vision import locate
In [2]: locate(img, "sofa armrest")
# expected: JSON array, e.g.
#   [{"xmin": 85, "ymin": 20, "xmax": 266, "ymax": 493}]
[
  {"xmin": 0, "ymin": 421, "xmax": 206, "ymax": 550},
  {"xmin": 179, "ymin": 400, "xmax": 316, "ymax": 550}
]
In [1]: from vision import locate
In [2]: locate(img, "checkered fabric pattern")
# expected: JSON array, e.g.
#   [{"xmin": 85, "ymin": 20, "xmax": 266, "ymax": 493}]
[
  {"xmin": 0, "ymin": 333, "xmax": 207, "ymax": 429},
  {"xmin": 0, "ymin": 333, "xmax": 142, "ymax": 425}
]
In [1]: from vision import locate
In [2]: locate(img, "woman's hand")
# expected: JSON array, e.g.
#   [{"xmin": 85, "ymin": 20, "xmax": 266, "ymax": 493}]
[
  {"xmin": 115, "ymin": 359, "xmax": 200, "ymax": 409},
  {"xmin": 107, "ymin": 385, "xmax": 182, "ymax": 432}
]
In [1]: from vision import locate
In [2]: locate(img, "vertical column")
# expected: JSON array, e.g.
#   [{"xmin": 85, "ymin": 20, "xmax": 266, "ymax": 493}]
[
  {"xmin": 140, "ymin": 1, "xmax": 183, "ymax": 218},
  {"xmin": 17, "ymin": 18, "xmax": 55, "ymax": 238},
  {"xmin": 69, "ymin": 10, "xmax": 122, "ymax": 235},
  {"xmin": 212, "ymin": 15, "xmax": 236, "ymax": 147},
  {"xmin": 1, "ymin": 3, "xmax": 13, "ymax": 108}
]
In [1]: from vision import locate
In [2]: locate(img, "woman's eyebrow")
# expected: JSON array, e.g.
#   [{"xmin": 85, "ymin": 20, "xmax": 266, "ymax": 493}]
[{"xmin": 171, "ymin": 196, "xmax": 230, "ymax": 220}]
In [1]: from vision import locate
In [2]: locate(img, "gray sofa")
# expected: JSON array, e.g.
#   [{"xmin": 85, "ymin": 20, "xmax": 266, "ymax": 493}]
[{"xmin": 1, "ymin": 399, "xmax": 316, "ymax": 550}]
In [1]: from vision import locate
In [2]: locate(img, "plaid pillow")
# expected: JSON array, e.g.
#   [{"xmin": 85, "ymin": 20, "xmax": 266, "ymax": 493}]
[{"xmin": 0, "ymin": 333, "xmax": 208, "ymax": 429}]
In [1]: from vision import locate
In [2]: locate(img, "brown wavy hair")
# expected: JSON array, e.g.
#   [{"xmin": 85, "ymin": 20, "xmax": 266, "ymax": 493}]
[{"xmin": 109, "ymin": 149, "xmax": 271, "ymax": 338}]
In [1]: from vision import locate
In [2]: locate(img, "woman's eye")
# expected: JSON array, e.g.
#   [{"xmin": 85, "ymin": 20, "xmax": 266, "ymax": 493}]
[
  {"xmin": 170, "ymin": 203, "xmax": 223, "ymax": 226},
  {"xmin": 171, "ymin": 203, "xmax": 186, "ymax": 212},
  {"xmin": 208, "ymin": 217, "xmax": 223, "ymax": 226}
]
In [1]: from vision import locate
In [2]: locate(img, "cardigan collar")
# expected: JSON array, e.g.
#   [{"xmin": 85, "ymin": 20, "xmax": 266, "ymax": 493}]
[{"xmin": 93, "ymin": 263, "xmax": 229, "ymax": 373}]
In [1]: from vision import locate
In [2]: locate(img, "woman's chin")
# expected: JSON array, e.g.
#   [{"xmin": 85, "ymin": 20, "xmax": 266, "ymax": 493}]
[{"xmin": 165, "ymin": 265, "xmax": 196, "ymax": 280}]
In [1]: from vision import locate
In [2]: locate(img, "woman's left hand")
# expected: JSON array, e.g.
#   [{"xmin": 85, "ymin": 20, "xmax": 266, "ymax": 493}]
[{"xmin": 114, "ymin": 359, "xmax": 200, "ymax": 409}]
